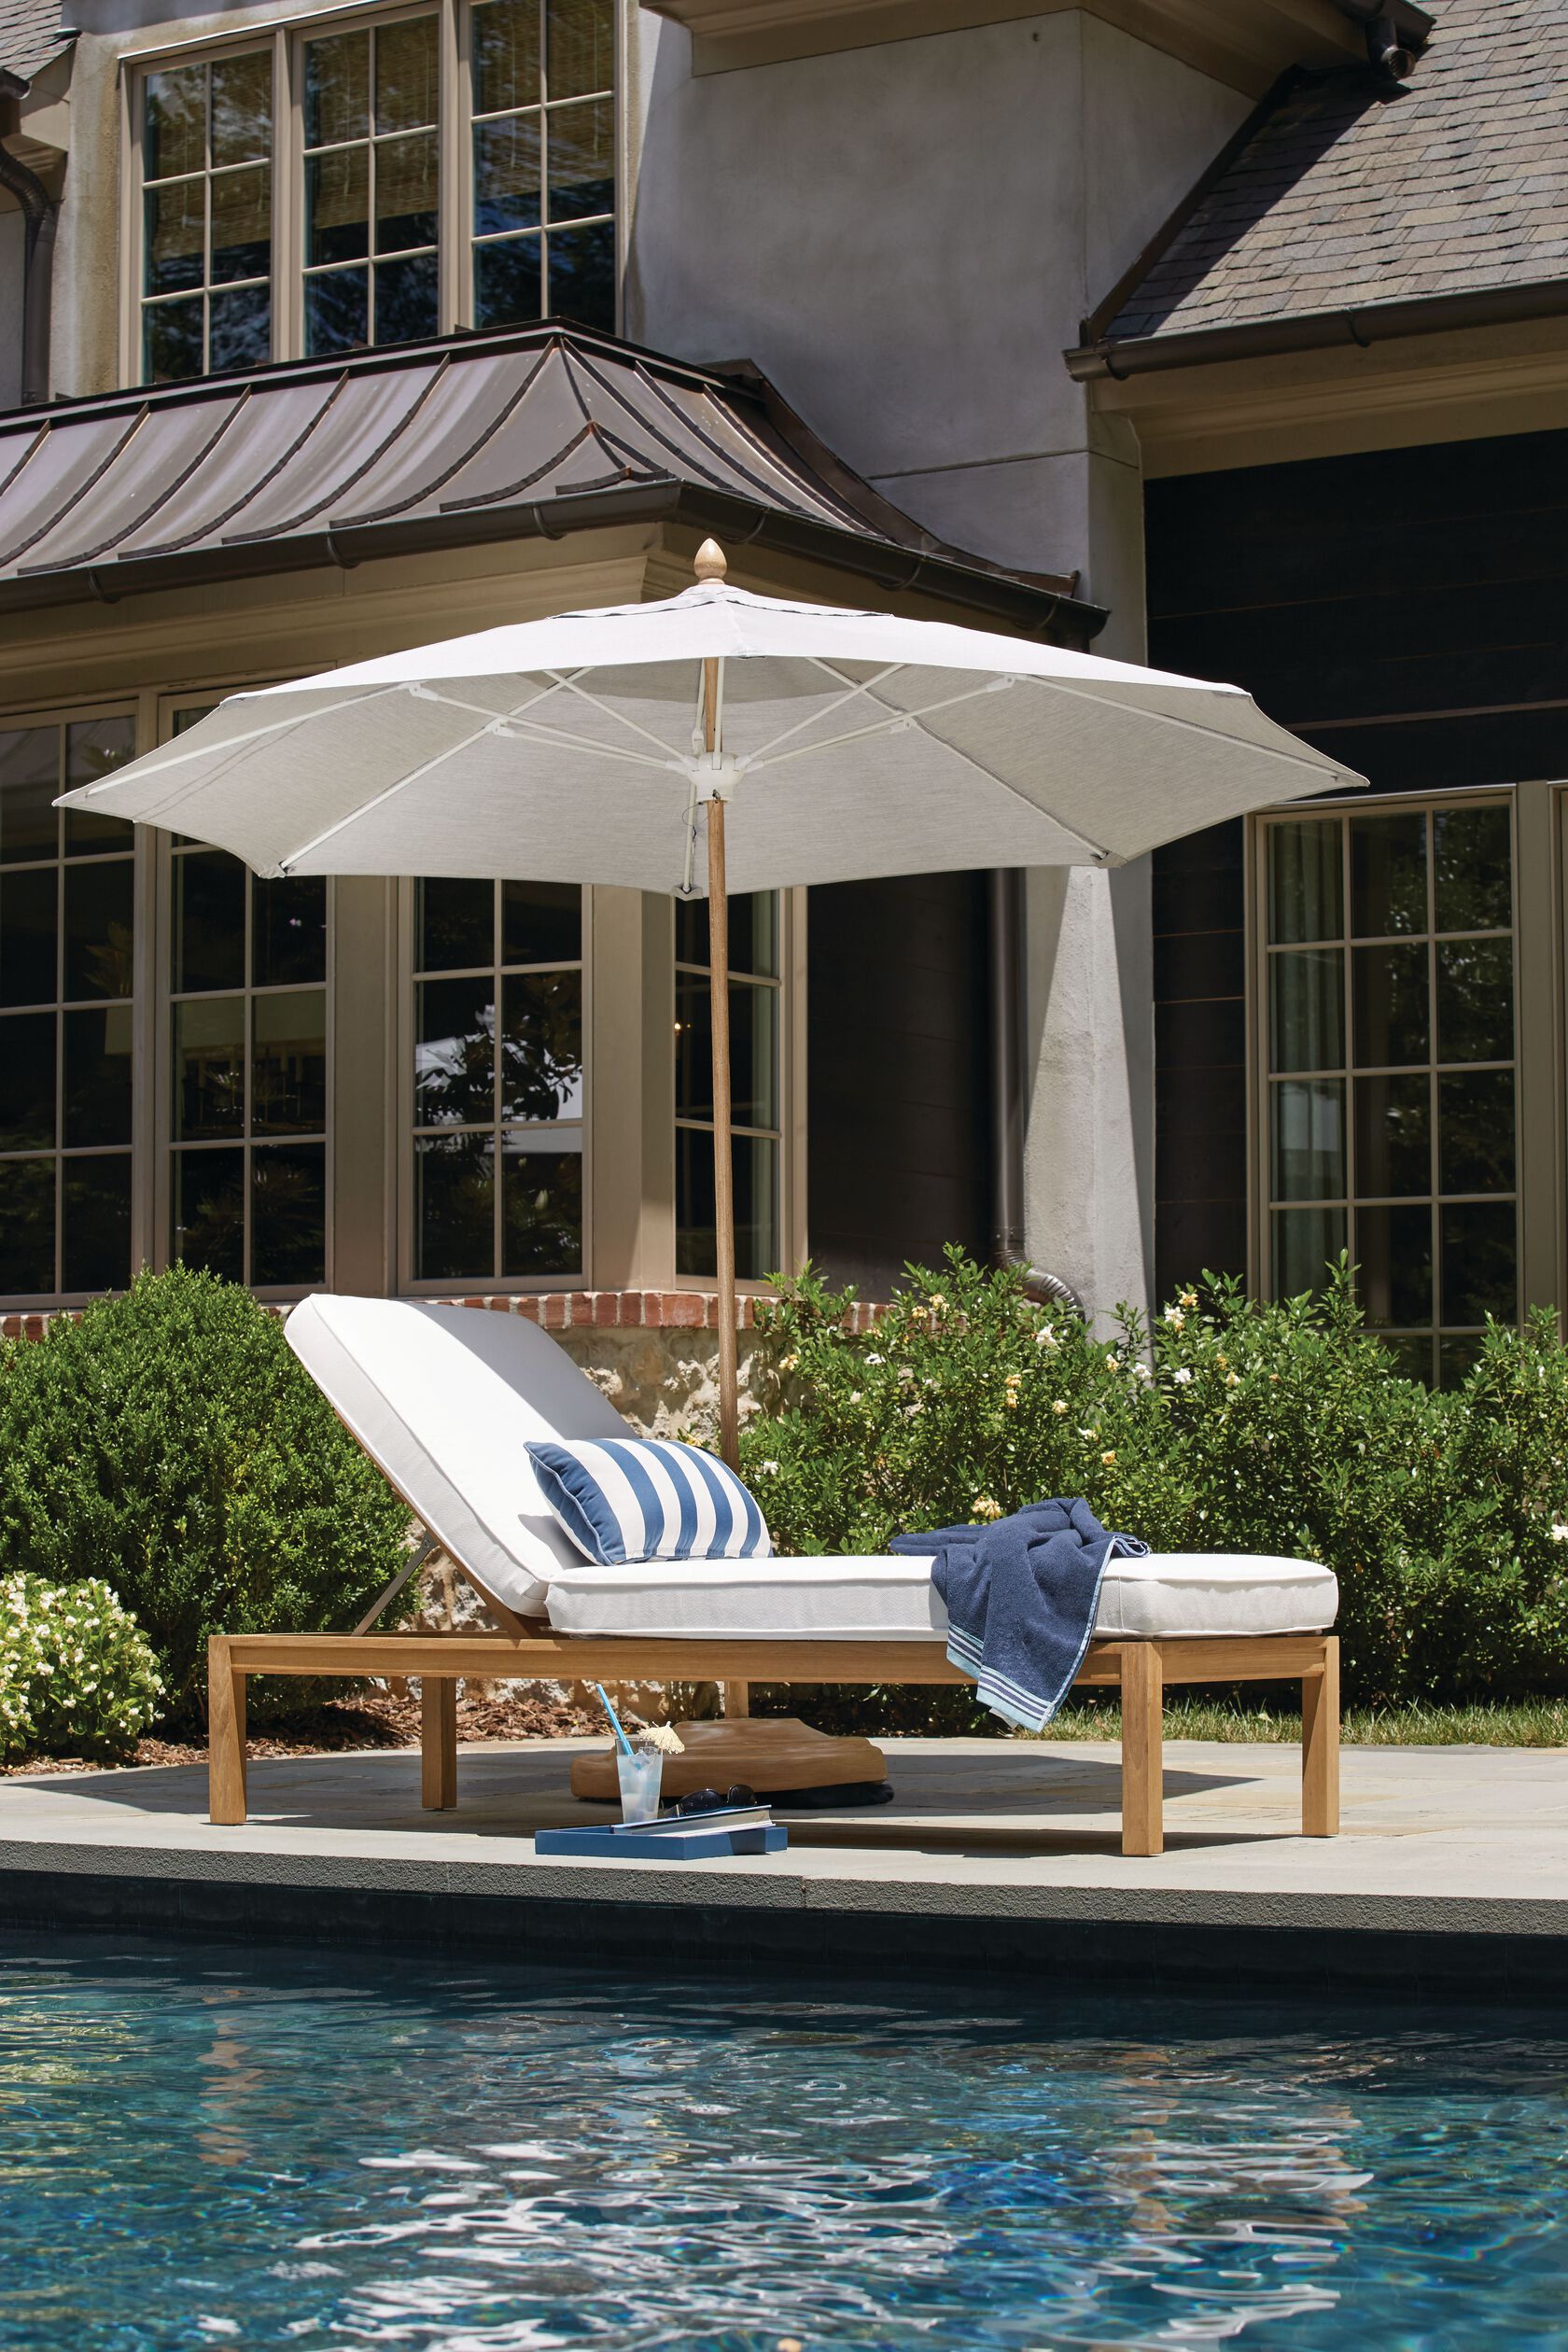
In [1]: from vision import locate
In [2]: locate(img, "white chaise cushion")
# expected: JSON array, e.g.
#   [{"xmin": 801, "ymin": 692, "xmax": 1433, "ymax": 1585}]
[
  {"xmin": 287, "ymin": 1294, "xmax": 631, "ymax": 1617},
  {"xmin": 544, "ymin": 1549, "xmax": 1337, "ymax": 1642}
]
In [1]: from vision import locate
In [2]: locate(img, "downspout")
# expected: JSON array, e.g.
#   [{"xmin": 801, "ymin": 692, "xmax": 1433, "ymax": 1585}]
[
  {"xmin": 0, "ymin": 94, "xmax": 58, "ymax": 407},
  {"xmin": 987, "ymin": 866, "xmax": 1085, "ymax": 1318}
]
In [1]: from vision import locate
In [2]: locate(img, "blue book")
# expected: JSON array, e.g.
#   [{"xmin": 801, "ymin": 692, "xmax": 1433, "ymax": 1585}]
[{"xmin": 535, "ymin": 1821, "xmax": 789, "ymax": 1860}]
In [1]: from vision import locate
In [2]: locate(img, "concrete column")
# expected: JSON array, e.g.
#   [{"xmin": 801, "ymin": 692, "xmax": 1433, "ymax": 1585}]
[{"xmin": 1022, "ymin": 425, "xmax": 1155, "ymax": 1331}]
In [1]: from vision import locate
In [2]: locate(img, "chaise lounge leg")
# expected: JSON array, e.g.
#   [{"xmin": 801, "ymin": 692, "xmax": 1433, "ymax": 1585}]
[
  {"xmin": 1120, "ymin": 1641, "xmax": 1164, "ymax": 1857},
  {"xmin": 421, "ymin": 1676, "xmax": 458, "ymax": 1811},
  {"xmin": 1301, "ymin": 1635, "xmax": 1340, "ymax": 1837},
  {"xmin": 207, "ymin": 1637, "xmax": 248, "ymax": 1827}
]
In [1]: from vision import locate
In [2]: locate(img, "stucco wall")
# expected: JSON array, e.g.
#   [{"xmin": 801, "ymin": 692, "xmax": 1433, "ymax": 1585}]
[{"xmin": 627, "ymin": 8, "xmax": 1241, "ymax": 1323}]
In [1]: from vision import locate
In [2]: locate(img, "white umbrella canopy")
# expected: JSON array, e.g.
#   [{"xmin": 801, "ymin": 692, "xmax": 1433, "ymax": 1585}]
[
  {"xmin": 59, "ymin": 566, "xmax": 1362, "ymax": 893},
  {"xmin": 61, "ymin": 546, "xmax": 1364, "ymax": 1465}
]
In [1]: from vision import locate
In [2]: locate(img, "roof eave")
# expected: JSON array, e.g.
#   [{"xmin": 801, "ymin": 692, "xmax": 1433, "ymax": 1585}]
[
  {"xmin": 5, "ymin": 475, "xmax": 1108, "ymax": 646},
  {"xmin": 1065, "ymin": 275, "xmax": 1568, "ymax": 382}
]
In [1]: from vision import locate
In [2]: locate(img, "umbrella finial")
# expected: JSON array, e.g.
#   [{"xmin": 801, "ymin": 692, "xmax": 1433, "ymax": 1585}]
[{"xmin": 694, "ymin": 538, "xmax": 728, "ymax": 584}]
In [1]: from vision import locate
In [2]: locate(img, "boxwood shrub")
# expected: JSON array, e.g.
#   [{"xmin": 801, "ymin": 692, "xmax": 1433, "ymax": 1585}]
[
  {"xmin": 741, "ymin": 1250, "xmax": 1568, "ymax": 1707},
  {"xmin": 0, "ymin": 1267, "xmax": 411, "ymax": 1719}
]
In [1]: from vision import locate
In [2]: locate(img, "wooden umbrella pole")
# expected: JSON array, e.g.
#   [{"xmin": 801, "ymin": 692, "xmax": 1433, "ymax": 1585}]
[
  {"xmin": 694, "ymin": 539, "xmax": 741, "ymax": 1477},
  {"xmin": 707, "ymin": 792, "xmax": 739, "ymax": 1472}
]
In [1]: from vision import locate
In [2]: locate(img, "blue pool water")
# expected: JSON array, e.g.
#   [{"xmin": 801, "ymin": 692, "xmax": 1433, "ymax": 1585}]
[{"xmin": 0, "ymin": 1936, "xmax": 1564, "ymax": 2350}]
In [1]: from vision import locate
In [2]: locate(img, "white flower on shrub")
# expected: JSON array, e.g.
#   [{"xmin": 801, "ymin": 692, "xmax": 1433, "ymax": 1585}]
[
  {"xmin": 0, "ymin": 1572, "xmax": 161, "ymax": 1765},
  {"xmin": 1164, "ymin": 1307, "xmax": 1186, "ymax": 1330},
  {"xmin": 758, "ymin": 1460, "xmax": 780, "ymax": 1477},
  {"xmin": 1036, "ymin": 1327, "xmax": 1058, "ymax": 1349},
  {"xmin": 1552, "ymin": 1522, "xmax": 1568, "ymax": 1543},
  {"xmin": 1172, "ymin": 1367, "xmax": 1193, "ymax": 1386}
]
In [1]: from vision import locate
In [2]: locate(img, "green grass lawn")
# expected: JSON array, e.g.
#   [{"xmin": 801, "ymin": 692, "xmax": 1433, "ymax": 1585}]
[{"xmin": 1022, "ymin": 1698, "xmax": 1568, "ymax": 1747}]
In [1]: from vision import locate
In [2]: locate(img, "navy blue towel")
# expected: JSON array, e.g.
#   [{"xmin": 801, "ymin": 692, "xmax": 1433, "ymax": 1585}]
[{"xmin": 890, "ymin": 1497, "xmax": 1150, "ymax": 1731}]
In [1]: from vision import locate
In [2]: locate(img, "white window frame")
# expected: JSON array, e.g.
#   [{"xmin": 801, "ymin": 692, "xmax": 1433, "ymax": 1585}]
[{"xmin": 119, "ymin": 0, "xmax": 624, "ymax": 385}]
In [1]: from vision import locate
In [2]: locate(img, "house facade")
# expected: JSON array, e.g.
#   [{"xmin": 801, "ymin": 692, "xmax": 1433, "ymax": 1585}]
[{"xmin": 0, "ymin": 0, "xmax": 1562, "ymax": 1379}]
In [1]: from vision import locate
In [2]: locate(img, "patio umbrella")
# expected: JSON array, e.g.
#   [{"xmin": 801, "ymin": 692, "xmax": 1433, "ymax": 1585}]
[{"xmin": 60, "ymin": 543, "xmax": 1362, "ymax": 1466}]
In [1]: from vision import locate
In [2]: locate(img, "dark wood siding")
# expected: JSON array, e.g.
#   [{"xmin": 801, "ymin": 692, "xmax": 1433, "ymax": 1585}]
[
  {"xmin": 806, "ymin": 874, "xmax": 991, "ymax": 1296},
  {"xmin": 1146, "ymin": 425, "xmax": 1568, "ymax": 1301}
]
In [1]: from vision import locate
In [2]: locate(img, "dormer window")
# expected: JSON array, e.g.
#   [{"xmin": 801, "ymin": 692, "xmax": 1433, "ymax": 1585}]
[{"xmin": 131, "ymin": 0, "xmax": 618, "ymax": 385}]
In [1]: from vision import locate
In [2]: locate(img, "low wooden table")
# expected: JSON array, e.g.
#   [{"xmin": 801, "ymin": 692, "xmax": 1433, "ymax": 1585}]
[{"xmin": 207, "ymin": 1630, "xmax": 1338, "ymax": 1858}]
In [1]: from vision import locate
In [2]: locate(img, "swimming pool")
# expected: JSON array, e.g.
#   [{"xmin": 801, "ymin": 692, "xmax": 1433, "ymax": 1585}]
[{"xmin": 0, "ymin": 1934, "xmax": 1562, "ymax": 2349}]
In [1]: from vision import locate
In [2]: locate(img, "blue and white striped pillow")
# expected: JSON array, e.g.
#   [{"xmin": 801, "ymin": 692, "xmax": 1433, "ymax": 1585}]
[{"xmin": 525, "ymin": 1438, "xmax": 773, "ymax": 1567}]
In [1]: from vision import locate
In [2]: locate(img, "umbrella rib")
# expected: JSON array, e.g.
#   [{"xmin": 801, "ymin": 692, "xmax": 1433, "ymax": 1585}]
[
  {"xmin": 61, "ymin": 686, "xmax": 408, "ymax": 799},
  {"xmin": 743, "ymin": 660, "xmax": 907, "ymax": 763},
  {"xmin": 746, "ymin": 677, "xmax": 1021, "ymax": 772},
  {"xmin": 410, "ymin": 679, "xmax": 674, "ymax": 770},
  {"xmin": 749, "ymin": 673, "xmax": 1117, "ymax": 859},
  {"xmin": 1022, "ymin": 672, "xmax": 1347, "ymax": 781},
  {"xmin": 275, "ymin": 713, "xmax": 524, "ymax": 873},
  {"xmin": 542, "ymin": 669, "xmax": 690, "ymax": 763},
  {"xmin": 273, "ymin": 675, "xmax": 603, "ymax": 872}
]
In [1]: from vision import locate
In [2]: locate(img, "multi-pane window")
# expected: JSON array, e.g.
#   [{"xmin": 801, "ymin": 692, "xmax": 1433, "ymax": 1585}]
[
  {"xmin": 136, "ymin": 1, "xmax": 617, "ymax": 385},
  {"xmin": 675, "ymin": 894, "xmax": 781, "ymax": 1281},
  {"xmin": 0, "ymin": 719, "xmax": 137, "ymax": 1299},
  {"xmin": 303, "ymin": 16, "xmax": 441, "ymax": 356},
  {"xmin": 1265, "ymin": 799, "xmax": 1517, "ymax": 1384},
  {"xmin": 471, "ymin": 0, "xmax": 615, "ymax": 333},
  {"xmin": 167, "ymin": 784, "xmax": 329, "ymax": 1288},
  {"xmin": 411, "ymin": 879, "xmax": 584, "ymax": 1282},
  {"xmin": 141, "ymin": 53, "xmax": 273, "ymax": 382}
]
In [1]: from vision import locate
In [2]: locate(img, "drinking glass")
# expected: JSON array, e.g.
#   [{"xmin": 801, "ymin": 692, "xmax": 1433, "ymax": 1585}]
[{"xmin": 616, "ymin": 1746, "xmax": 663, "ymax": 1824}]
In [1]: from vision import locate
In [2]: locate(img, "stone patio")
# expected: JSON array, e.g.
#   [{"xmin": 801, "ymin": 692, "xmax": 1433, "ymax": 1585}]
[{"xmin": 0, "ymin": 1736, "xmax": 1562, "ymax": 1999}]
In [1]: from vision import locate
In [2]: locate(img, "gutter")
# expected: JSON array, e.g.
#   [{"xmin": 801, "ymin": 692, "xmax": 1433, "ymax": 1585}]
[
  {"xmin": 1065, "ymin": 273, "xmax": 1568, "ymax": 382},
  {"xmin": 0, "ymin": 76, "xmax": 59, "ymax": 408},
  {"xmin": 0, "ymin": 473, "xmax": 1110, "ymax": 647}
]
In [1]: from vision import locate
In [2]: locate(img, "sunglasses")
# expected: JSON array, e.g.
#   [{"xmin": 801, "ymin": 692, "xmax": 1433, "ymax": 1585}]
[{"xmin": 671, "ymin": 1784, "xmax": 757, "ymax": 1817}]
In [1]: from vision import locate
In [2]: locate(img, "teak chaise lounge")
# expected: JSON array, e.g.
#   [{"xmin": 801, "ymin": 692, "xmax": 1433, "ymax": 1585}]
[{"xmin": 206, "ymin": 1296, "xmax": 1341, "ymax": 1856}]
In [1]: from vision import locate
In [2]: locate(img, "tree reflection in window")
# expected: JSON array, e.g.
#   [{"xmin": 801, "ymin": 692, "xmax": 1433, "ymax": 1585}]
[{"xmin": 412, "ymin": 878, "xmax": 583, "ymax": 1281}]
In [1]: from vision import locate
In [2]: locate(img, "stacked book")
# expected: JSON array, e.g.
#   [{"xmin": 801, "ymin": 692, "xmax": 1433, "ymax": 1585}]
[{"xmin": 535, "ymin": 1800, "xmax": 787, "ymax": 1861}]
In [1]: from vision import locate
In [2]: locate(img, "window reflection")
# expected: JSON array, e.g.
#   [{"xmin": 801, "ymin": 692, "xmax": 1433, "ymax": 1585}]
[
  {"xmin": 675, "ymin": 892, "xmax": 782, "ymax": 1282},
  {"xmin": 411, "ymin": 878, "xmax": 583, "ymax": 1282},
  {"xmin": 1266, "ymin": 802, "xmax": 1516, "ymax": 1383},
  {"xmin": 167, "ymin": 784, "xmax": 328, "ymax": 1291},
  {"xmin": 0, "ymin": 715, "xmax": 135, "ymax": 1298},
  {"xmin": 470, "ymin": 0, "xmax": 616, "ymax": 334}
]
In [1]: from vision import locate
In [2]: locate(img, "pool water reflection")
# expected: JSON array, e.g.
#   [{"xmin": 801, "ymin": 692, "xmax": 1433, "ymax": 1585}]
[{"xmin": 0, "ymin": 1935, "xmax": 1562, "ymax": 2349}]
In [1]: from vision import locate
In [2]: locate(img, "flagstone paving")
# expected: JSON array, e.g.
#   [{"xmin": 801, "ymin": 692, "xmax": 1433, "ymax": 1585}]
[{"xmin": 0, "ymin": 1738, "xmax": 1561, "ymax": 1955}]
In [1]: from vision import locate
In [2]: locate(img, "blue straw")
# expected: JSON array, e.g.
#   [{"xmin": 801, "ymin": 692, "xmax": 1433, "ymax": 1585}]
[{"xmin": 594, "ymin": 1683, "xmax": 637, "ymax": 1758}]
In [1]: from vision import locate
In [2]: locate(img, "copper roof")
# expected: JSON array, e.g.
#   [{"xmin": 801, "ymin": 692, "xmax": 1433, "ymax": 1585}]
[
  {"xmin": 1079, "ymin": 0, "xmax": 1568, "ymax": 362},
  {"xmin": 0, "ymin": 325, "xmax": 1099, "ymax": 638}
]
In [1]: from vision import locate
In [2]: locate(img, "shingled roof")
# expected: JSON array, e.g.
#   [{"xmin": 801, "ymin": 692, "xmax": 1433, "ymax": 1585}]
[
  {"xmin": 0, "ymin": 0, "xmax": 67, "ymax": 85},
  {"xmin": 1079, "ymin": 0, "xmax": 1568, "ymax": 360}
]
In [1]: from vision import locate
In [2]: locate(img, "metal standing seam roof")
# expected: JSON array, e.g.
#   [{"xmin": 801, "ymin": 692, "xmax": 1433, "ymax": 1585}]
[
  {"xmin": 1081, "ymin": 0, "xmax": 1568, "ymax": 357},
  {"xmin": 0, "ymin": 324, "xmax": 1099, "ymax": 639}
]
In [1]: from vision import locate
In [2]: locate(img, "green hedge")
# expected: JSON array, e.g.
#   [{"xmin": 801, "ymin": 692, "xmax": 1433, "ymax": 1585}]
[
  {"xmin": 740, "ymin": 1251, "xmax": 1568, "ymax": 1706},
  {"xmin": 0, "ymin": 1268, "xmax": 412, "ymax": 1719}
]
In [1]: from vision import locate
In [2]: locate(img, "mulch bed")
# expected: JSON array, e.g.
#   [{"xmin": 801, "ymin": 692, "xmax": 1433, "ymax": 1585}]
[{"xmin": 1, "ymin": 1687, "xmax": 607, "ymax": 1777}]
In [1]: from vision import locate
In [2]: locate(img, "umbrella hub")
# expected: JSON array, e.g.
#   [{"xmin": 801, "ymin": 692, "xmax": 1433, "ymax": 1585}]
[{"xmin": 689, "ymin": 751, "xmax": 741, "ymax": 803}]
